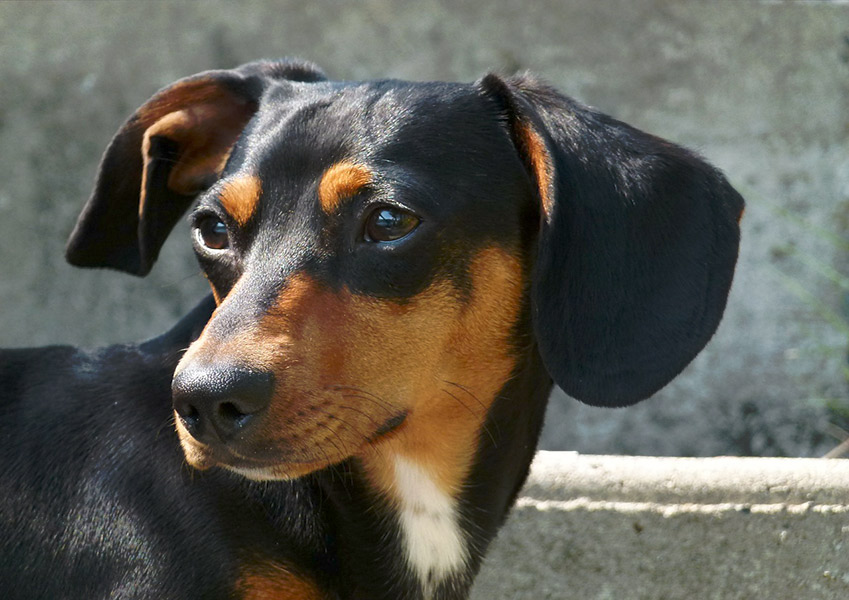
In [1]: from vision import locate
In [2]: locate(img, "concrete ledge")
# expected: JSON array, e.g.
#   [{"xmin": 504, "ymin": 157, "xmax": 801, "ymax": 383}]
[{"xmin": 472, "ymin": 452, "xmax": 849, "ymax": 600}]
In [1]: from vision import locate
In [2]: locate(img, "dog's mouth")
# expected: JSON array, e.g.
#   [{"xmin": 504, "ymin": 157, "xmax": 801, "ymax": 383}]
[
  {"xmin": 177, "ymin": 436, "xmax": 337, "ymax": 480},
  {"xmin": 368, "ymin": 411, "xmax": 408, "ymax": 441},
  {"xmin": 177, "ymin": 410, "xmax": 409, "ymax": 479}
]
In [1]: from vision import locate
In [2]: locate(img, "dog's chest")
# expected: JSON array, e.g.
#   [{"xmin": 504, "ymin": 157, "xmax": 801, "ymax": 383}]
[{"xmin": 392, "ymin": 456, "xmax": 468, "ymax": 598}]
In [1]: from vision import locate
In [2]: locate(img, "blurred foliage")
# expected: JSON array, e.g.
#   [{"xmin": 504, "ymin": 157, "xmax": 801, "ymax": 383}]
[{"xmin": 771, "ymin": 204, "xmax": 849, "ymax": 455}]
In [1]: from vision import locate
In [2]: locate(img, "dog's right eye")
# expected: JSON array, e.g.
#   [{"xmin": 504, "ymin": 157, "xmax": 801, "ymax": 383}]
[
  {"xmin": 194, "ymin": 216, "xmax": 230, "ymax": 251},
  {"xmin": 363, "ymin": 206, "xmax": 420, "ymax": 243}
]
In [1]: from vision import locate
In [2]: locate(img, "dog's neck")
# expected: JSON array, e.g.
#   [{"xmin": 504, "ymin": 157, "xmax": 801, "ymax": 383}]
[{"xmin": 319, "ymin": 348, "xmax": 551, "ymax": 600}]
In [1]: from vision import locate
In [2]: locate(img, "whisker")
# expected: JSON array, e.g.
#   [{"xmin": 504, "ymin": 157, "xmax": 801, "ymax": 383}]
[
  {"xmin": 337, "ymin": 400, "xmax": 386, "ymax": 430},
  {"xmin": 441, "ymin": 387, "xmax": 498, "ymax": 448},
  {"xmin": 442, "ymin": 379, "xmax": 500, "ymax": 446},
  {"xmin": 442, "ymin": 380, "xmax": 488, "ymax": 411},
  {"xmin": 307, "ymin": 428, "xmax": 343, "ymax": 487},
  {"xmin": 334, "ymin": 405, "xmax": 393, "ymax": 466},
  {"xmin": 340, "ymin": 394, "xmax": 410, "ymax": 450},
  {"xmin": 441, "ymin": 388, "xmax": 477, "ymax": 418},
  {"xmin": 339, "ymin": 393, "xmax": 401, "ymax": 422},
  {"xmin": 328, "ymin": 385, "xmax": 395, "ymax": 412},
  {"xmin": 314, "ymin": 421, "xmax": 346, "ymax": 463},
  {"xmin": 155, "ymin": 413, "xmax": 177, "ymax": 440}
]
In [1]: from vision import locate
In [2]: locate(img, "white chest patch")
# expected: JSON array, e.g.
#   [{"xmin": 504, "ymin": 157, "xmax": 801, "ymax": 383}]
[{"xmin": 393, "ymin": 456, "xmax": 468, "ymax": 598}]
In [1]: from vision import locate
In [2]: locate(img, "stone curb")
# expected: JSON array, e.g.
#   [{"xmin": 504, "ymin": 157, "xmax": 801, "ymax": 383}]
[{"xmin": 472, "ymin": 452, "xmax": 849, "ymax": 600}]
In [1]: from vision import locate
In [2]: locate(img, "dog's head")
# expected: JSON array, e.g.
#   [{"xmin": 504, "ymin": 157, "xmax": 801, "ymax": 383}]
[{"xmin": 68, "ymin": 60, "xmax": 743, "ymax": 482}]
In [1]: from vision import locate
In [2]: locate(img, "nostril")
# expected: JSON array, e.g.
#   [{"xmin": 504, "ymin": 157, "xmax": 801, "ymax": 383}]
[
  {"xmin": 176, "ymin": 403, "xmax": 201, "ymax": 433},
  {"xmin": 227, "ymin": 370, "xmax": 274, "ymax": 416},
  {"xmin": 174, "ymin": 397, "xmax": 197, "ymax": 420},
  {"xmin": 218, "ymin": 401, "xmax": 253, "ymax": 430}
]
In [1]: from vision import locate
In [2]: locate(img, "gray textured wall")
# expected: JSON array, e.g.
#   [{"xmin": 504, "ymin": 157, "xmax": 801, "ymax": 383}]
[{"xmin": 1, "ymin": 1, "xmax": 847, "ymax": 457}]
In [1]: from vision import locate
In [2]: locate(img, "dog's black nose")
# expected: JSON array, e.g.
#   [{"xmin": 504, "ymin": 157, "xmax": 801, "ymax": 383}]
[{"xmin": 172, "ymin": 366, "xmax": 273, "ymax": 444}]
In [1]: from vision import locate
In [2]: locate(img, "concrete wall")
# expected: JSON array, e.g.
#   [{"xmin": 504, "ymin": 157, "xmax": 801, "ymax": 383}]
[
  {"xmin": 1, "ymin": 1, "xmax": 848, "ymax": 457},
  {"xmin": 472, "ymin": 452, "xmax": 849, "ymax": 600}
]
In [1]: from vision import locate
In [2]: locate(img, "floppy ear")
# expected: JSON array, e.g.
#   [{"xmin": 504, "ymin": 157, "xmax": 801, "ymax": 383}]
[
  {"xmin": 479, "ymin": 73, "xmax": 744, "ymax": 407},
  {"xmin": 66, "ymin": 59, "xmax": 326, "ymax": 276}
]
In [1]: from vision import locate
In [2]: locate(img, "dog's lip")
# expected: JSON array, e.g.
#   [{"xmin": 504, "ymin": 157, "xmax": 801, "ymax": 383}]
[
  {"xmin": 205, "ymin": 445, "xmax": 307, "ymax": 469},
  {"xmin": 369, "ymin": 411, "xmax": 408, "ymax": 442},
  {"xmin": 182, "ymin": 410, "xmax": 410, "ymax": 472},
  {"xmin": 192, "ymin": 439, "xmax": 338, "ymax": 471},
  {"xmin": 209, "ymin": 448, "xmax": 348, "ymax": 481}
]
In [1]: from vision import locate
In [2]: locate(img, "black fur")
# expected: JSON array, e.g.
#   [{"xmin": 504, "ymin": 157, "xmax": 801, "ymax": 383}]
[{"xmin": 0, "ymin": 297, "xmax": 337, "ymax": 599}]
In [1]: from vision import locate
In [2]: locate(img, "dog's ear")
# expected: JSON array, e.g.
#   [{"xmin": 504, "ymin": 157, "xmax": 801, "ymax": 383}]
[
  {"xmin": 66, "ymin": 59, "xmax": 326, "ymax": 276},
  {"xmin": 479, "ymin": 73, "xmax": 743, "ymax": 407}
]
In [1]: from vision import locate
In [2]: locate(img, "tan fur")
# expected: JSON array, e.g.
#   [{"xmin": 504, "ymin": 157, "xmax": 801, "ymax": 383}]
[
  {"xmin": 207, "ymin": 279, "xmax": 223, "ymax": 305},
  {"xmin": 220, "ymin": 175, "xmax": 263, "ymax": 226},
  {"xmin": 517, "ymin": 124, "xmax": 554, "ymax": 222},
  {"xmin": 359, "ymin": 247, "xmax": 524, "ymax": 498},
  {"xmin": 317, "ymin": 162, "xmax": 372, "ymax": 213},
  {"xmin": 136, "ymin": 78, "xmax": 255, "ymax": 218},
  {"xmin": 239, "ymin": 561, "xmax": 326, "ymax": 600},
  {"xmin": 175, "ymin": 247, "xmax": 525, "ymax": 500}
]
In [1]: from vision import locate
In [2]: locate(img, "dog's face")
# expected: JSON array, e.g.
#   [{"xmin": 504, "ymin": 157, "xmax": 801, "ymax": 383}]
[
  {"xmin": 172, "ymin": 81, "xmax": 535, "ymax": 480},
  {"xmin": 66, "ymin": 60, "xmax": 742, "ymax": 485}
]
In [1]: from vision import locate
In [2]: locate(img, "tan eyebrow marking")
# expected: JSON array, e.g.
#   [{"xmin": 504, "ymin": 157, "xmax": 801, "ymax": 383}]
[
  {"xmin": 318, "ymin": 162, "xmax": 372, "ymax": 213},
  {"xmin": 219, "ymin": 174, "xmax": 262, "ymax": 226}
]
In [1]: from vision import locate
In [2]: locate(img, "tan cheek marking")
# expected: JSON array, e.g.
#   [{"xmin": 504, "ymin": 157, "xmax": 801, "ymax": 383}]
[
  {"xmin": 174, "ymin": 247, "xmax": 523, "ymax": 490},
  {"xmin": 238, "ymin": 562, "xmax": 326, "ymax": 600},
  {"xmin": 219, "ymin": 174, "xmax": 262, "ymax": 226},
  {"xmin": 172, "ymin": 275, "xmax": 314, "ymax": 472},
  {"xmin": 359, "ymin": 247, "xmax": 525, "ymax": 497},
  {"xmin": 251, "ymin": 278, "xmax": 411, "ymax": 452},
  {"xmin": 176, "ymin": 273, "xmax": 248, "ymax": 366},
  {"xmin": 175, "ymin": 274, "xmax": 324, "ymax": 402},
  {"xmin": 517, "ymin": 124, "xmax": 554, "ymax": 222},
  {"xmin": 230, "ymin": 276, "xmax": 459, "ymax": 467},
  {"xmin": 318, "ymin": 162, "xmax": 372, "ymax": 214}
]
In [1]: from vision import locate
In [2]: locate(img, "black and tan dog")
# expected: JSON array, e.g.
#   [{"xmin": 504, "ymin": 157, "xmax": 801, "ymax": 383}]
[{"xmin": 3, "ymin": 59, "xmax": 742, "ymax": 599}]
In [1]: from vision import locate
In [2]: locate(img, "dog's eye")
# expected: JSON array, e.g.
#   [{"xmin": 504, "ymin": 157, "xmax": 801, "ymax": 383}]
[
  {"xmin": 195, "ymin": 216, "xmax": 229, "ymax": 251},
  {"xmin": 363, "ymin": 206, "xmax": 420, "ymax": 243}
]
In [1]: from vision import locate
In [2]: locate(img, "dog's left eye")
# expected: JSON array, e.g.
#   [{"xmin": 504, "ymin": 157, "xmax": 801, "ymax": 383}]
[
  {"xmin": 194, "ymin": 216, "xmax": 230, "ymax": 251},
  {"xmin": 363, "ymin": 206, "xmax": 420, "ymax": 243}
]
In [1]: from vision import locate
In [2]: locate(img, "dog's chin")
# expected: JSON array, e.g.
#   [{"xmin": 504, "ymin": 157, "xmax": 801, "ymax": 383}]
[{"xmin": 221, "ymin": 462, "xmax": 325, "ymax": 482}]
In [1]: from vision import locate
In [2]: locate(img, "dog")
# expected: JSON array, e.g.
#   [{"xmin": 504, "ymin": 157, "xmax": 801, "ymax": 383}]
[{"xmin": 3, "ymin": 58, "xmax": 742, "ymax": 599}]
